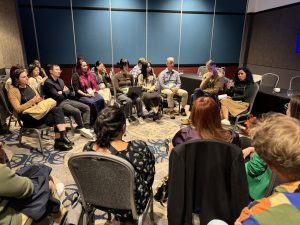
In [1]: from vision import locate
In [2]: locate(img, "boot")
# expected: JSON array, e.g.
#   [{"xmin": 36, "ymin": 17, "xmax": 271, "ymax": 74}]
[
  {"xmin": 54, "ymin": 139, "xmax": 73, "ymax": 151},
  {"xmin": 60, "ymin": 131, "xmax": 74, "ymax": 146}
]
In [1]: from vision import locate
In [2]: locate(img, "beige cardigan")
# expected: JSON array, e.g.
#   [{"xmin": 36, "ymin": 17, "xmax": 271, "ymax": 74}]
[{"xmin": 8, "ymin": 86, "xmax": 37, "ymax": 117}]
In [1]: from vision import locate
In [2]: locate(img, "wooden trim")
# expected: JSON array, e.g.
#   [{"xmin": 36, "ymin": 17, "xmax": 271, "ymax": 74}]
[
  {"xmin": 19, "ymin": 4, "xmax": 244, "ymax": 15},
  {"xmin": 247, "ymin": 2, "xmax": 300, "ymax": 15}
]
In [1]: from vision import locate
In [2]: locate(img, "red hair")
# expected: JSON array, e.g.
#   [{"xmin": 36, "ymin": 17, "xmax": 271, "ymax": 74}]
[{"xmin": 190, "ymin": 97, "xmax": 232, "ymax": 142}]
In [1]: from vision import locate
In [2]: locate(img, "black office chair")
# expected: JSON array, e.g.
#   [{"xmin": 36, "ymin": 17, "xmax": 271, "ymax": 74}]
[{"xmin": 68, "ymin": 152, "xmax": 154, "ymax": 225}]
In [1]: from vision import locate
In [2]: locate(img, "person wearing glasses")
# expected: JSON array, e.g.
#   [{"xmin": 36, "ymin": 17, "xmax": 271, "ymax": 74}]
[{"xmin": 158, "ymin": 57, "xmax": 188, "ymax": 119}]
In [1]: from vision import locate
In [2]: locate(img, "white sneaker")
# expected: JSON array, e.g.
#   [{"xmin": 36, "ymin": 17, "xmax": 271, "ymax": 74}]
[
  {"xmin": 79, "ymin": 128, "xmax": 93, "ymax": 139},
  {"xmin": 126, "ymin": 119, "xmax": 131, "ymax": 126},
  {"xmin": 137, "ymin": 117, "xmax": 144, "ymax": 124},
  {"xmin": 221, "ymin": 119, "xmax": 231, "ymax": 126}
]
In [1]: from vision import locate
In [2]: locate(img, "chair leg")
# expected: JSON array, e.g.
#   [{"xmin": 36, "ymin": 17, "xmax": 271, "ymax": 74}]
[
  {"xmin": 34, "ymin": 129, "xmax": 44, "ymax": 155},
  {"xmin": 69, "ymin": 118, "xmax": 75, "ymax": 136},
  {"xmin": 18, "ymin": 128, "xmax": 24, "ymax": 145}
]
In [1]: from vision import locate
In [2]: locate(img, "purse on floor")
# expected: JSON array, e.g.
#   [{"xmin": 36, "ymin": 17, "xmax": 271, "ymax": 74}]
[
  {"xmin": 154, "ymin": 175, "xmax": 169, "ymax": 206},
  {"xmin": 23, "ymin": 98, "xmax": 57, "ymax": 120}
]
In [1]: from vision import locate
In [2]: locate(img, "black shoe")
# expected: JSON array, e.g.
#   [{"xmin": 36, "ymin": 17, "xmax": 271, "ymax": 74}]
[
  {"xmin": 153, "ymin": 113, "xmax": 159, "ymax": 121},
  {"xmin": 180, "ymin": 108, "xmax": 187, "ymax": 116},
  {"xmin": 129, "ymin": 115, "xmax": 137, "ymax": 122},
  {"xmin": 62, "ymin": 135, "xmax": 74, "ymax": 146},
  {"xmin": 54, "ymin": 140, "xmax": 73, "ymax": 151}
]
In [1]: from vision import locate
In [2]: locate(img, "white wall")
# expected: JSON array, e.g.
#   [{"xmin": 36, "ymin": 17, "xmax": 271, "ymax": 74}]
[{"xmin": 247, "ymin": 0, "xmax": 300, "ymax": 12}]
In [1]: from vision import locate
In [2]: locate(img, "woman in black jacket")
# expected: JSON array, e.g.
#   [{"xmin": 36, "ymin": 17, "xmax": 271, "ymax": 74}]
[{"xmin": 220, "ymin": 67, "xmax": 255, "ymax": 125}]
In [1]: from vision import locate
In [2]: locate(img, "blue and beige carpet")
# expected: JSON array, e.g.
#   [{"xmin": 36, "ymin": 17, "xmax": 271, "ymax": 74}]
[{"xmin": 1, "ymin": 114, "xmax": 185, "ymax": 224}]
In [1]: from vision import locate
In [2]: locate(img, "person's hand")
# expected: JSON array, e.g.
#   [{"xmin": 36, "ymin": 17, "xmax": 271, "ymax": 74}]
[
  {"xmin": 171, "ymin": 87, "xmax": 178, "ymax": 93},
  {"xmin": 32, "ymin": 95, "xmax": 43, "ymax": 103},
  {"xmin": 63, "ymin": 86, "xmax": 69, "ymax": 92},
  {"xmin": 242, "ymin": 147, "xmax": 255, "ymax": 159}
]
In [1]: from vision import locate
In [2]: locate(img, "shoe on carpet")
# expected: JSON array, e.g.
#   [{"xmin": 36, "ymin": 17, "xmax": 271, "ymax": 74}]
[
  {"xmin": 169, "ymin": 111, "xmax": 175, "ymax": 119},
  {"xmin": 54, "ymin": 140, "xmax": 73, "ymax": 151},
  {"xmin": 79, "ymin": 128, "xmax": 93, "ymax": 139},
  {"xmin": 181, "ymin": 118, "xmax": 190, "ymax": 125},
  {"xmin": 221, "ymin": 119, "xmax": 231, "ymax": 126},
  {"xmin": 137, "ymin": 117, "xmax": 144, "ymax": 124},
  {"xmin": 180, "ymin": 108, "xmax": 187, "ymax": 116},
  {"xmin": 129, "ymin": 115, "xmax": 137, "ymax": 122}
]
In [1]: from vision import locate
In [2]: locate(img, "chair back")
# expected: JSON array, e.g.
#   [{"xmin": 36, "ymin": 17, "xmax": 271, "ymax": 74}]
[
  {"xmin": 168, "ymin": 139, "xmax": 249, "ymax": 225},
  {"xmin": 260, "ymin": 73, "xmax": 279, "ymax": 87},
  {"xmin": 68, "ymin": 152, "xmax": 138, "ymax": 217},
  {"xmin": 197, "ymin": 66, "xmax": 207, "ymax": 77},
  {"xmin": 0, "ymin": 82, "xmax": 13, "ymax": 115},
  {"xmin": 247, "ymin": 82, "xmax": 259, "ymax": 114},
  {"xmin": 289, "ymin": 76, "xmax": 300, "ymax": 94}
]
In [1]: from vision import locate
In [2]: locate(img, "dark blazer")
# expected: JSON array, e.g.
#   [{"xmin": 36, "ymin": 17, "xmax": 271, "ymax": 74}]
[
  {"xmin": 44, "ymin": 76, "xmax": 68, "ymax": 103},
  {"xmin": 168, "ymin": 140, "xmax": 249, "ymax": 225}
]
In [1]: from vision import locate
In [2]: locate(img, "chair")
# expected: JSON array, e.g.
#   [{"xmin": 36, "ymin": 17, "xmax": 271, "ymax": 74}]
[
  {"xmin": 168, "ymin": 139, "xmax": 249, "ymax": 225},
  {"xmin": 233, "ymin": 83, "xmax": 259, "ymax": 131},
  {"xmin": 260, "ymin": 73, "xmax": 279, "ymax": 87},
  {"xmin": 197, "ymin": 66, "xmax": 207, "ymax": 78},
  {"xmin": 0, "ymin": 82, "xmax": 14, "ymax": 130},
  {"xmin": 289, "ymin": 76, "xmax": 300, "ymax": 95},
  {"xmin": 68, "ymin": 152, "xmax": 154, "ymax": 225}
]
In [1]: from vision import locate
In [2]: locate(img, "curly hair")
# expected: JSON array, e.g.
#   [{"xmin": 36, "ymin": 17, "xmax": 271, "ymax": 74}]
[
  {"xmin": 93, "ymin": 106, "xmax": 126, "ymax": 148},
  {"xmin": 233, "ymin": 67, "xmax": 254, "ymax": 86},
  {"xmin": 250, "ymin": 113, "xmax": 300, "ymax": 181}
]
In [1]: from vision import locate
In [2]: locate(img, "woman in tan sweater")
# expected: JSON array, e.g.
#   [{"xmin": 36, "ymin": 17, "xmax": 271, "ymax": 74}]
[{"xmin": 8, "ymin": 69, "xmax": 73, "ymax": 151}]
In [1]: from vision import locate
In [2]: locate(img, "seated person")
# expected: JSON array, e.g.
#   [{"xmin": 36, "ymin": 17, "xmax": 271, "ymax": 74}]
[
  {"xmin": 83, "ymin": 106, "xmax": 155, "ymax": 221},
  {"xmin": 220, "ymin": 67, "xmax": 255, "ymax": 125},
  {"xmin": 71, "ymin": 57, "xmax": 105, "ymax": 125},
  {"xmin": 91, "ymin": 61, "xmax": 112, "ymax": 105},
  {"xmin": 44, "ymin": 64, "xmax": 93, "ymax": 139},
  {"xmin": 0, "ymin": 162, "xmax": 65, "ymax": 225},
  {"xmin": 8, "ymin": 69, "xmax": 73, "ymax": 151},
  {"xmin": 130, "ymin": 57, "xmax": 146, "ymax": 80},
  {"xmin": 242, "ymin": 94, "xmax": 300, "ymax": 201},
  {"xmin": 235, "ymin": 114, "xmax": 300, "ymax": 225},
  {"xmin": 191, "ymin": 60, "xmax": 224, "ymax": 105},
  {"xmin": 158, "ymin": 57, "xmax": 188, "ymax": 119},
  {"xmin": 171, "ymin": 97, "xmax": 240, "ymax": 152},
  {"xmin": 112, "ymin": 58, "xmax": 144, "ymax": 124},
  {"xmin": 27, "ymin": 64, "xmax": 48, "ymax": 94},
  {"xmin": 32, "ymin": 59, "xmax": 48, "ymax": 78},
  {"xmin": 137, "ymin": 61, "xmax": 161, "ymax": 121}
]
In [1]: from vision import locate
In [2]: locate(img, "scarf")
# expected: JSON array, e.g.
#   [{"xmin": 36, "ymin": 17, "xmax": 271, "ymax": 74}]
[{"xmin": 78, "ymin": 68, "xmax": 99, "ymax": 93}]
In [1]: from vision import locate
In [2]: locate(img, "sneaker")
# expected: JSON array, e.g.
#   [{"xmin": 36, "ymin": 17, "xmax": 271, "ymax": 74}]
[
  {"xmin": 129, "ymin": 115, "xmax": 137, "ymax": 122},
  {"xmin": 126, "ymin": 119, "xmax": 131, "ymax": 126},
  {"xmin": 180, "ymin": 108, "xmax": 187, "ymax": 116},
  {"xmin": 54, "ymin": 140, "xmax": 73, "ymax": 151},
  {"xmin": 79, "ymin": 128, "xmax": 93, "ymax": 139},
  {"xmin": 221, "ymin": 119, "xmax": 231, "ymax": 126},
  {"xmin": 137, "ymin": 117, "xmax": 144, "ymax": 124},
  {"xmin": 181, "ymin": 118, "xmax": 190, "ymax": 125}
]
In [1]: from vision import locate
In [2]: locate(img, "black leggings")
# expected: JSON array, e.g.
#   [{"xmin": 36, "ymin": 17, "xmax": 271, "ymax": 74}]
[{"xmin": 21, "ymin": 107, "xmax": 65, "ymax": 132}]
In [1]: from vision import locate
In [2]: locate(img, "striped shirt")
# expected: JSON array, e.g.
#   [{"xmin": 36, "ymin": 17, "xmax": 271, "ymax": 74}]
[{"xmin": 236, "ymin": 181, "xmax": 300, "ymax": 225}]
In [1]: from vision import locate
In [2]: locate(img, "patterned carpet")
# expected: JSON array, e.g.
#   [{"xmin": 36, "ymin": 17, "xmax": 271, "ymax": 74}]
[{"xmin": 0, "ymin": 112, "xmax": 185, "ymax": 224}]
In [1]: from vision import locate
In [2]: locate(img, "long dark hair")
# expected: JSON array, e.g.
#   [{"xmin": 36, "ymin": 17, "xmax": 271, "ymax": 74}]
[
  {"xmin": 191, "ymin": 97, "xmax": 232, "ymax": 142},
  {"xmin": 290, "ymin": 95, "xmax": 300, "ymax": 120},
  {"xmin": 233, "ymin": 67, "xmax": 254, "ymax": 86},
  {"xmin": 141, "ymin": 61, "xmax": 148, "ymax": 81},
  {"xmin": 28, "ymin": 64, "xmax": 40, "ymax": 77},
  {"xmin": 94, "ymin": 106, "xmax": 126, "ymax": 148},
  {"xmin": 119, "ymin": 58, "xmax": 129, "ymax": 71}
]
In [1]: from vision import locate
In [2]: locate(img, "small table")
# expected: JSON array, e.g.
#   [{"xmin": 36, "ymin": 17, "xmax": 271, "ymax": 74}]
[
  {"xmin": 252, "ymin": 86, "xmax": 290, "ymax": 115},
  {"xmin": 180, "ymin": 73, "xmax": 202, "ymax": 98}
]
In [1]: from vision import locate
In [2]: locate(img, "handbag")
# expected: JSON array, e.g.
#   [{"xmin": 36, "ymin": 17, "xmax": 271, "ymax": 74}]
[
  {"xmin": 23, "ymin": 98, "xmax": 57, "ymax": 120},
  {"xmin": 154, "ymin": 175, "xmax": 169, "ymax": 206}
]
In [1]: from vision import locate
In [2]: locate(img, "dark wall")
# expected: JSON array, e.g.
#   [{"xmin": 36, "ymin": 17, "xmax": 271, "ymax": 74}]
[
  {"xmin": 17, "ymin": 0, "xmax": 246, "ymax": 66},
  {"xmin": 241, "ymin": 3, "xmax": 300, "ymax": 89}
]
